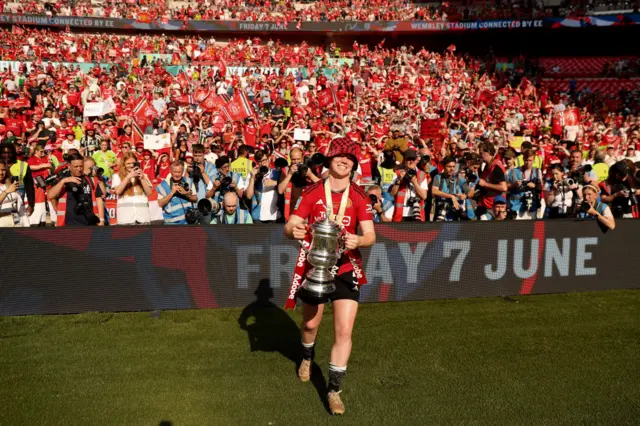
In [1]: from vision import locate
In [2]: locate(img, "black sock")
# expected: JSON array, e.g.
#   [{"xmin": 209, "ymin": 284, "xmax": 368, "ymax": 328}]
[
  {"xmin": 328, "ymin": 363, "xmax": 347, "ymax": 393},
  {"xmin": 302, "ymin": 341, "xmax": 315, "ymax": 361}
]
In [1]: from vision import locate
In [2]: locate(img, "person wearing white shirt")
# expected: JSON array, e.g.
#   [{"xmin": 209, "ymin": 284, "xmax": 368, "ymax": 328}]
[
  {"xmin": 62, "ymin": 133, "xmax": 81, "ymax": 154},
  {"xmin": 111, "ymin": 152, "xmax": 153, "ymax": 225},
  {"xmin": 0, "ymin": 163, "xmax": 30, "ymax": 227}
]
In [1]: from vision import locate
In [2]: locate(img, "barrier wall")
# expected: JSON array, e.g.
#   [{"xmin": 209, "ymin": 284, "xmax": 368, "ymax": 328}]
[{"xmin": 1, "ymin": 220, "xmax": 639, "ymax": 316}]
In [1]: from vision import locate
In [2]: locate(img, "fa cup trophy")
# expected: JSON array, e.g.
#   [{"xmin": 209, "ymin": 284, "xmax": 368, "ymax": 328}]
[{"xmin": 297, "ymin": 211, "xmax": 344, "ymax": 304}]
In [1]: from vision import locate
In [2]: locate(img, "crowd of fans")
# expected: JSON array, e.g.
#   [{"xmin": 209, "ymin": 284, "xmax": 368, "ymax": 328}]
[
  {"xmin": 1, "ymin": 0, "xmax": 565, "ymax": 22},
  {"xmin": 0, "ymin": 29, "xmax": 638, "ymax": 228}
]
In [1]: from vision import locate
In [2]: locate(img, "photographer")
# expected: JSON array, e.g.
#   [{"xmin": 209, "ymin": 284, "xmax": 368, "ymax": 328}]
[
  {"xmin": 0, "ymin": 161, "xmax": 30, "ymax": 227},
  {"xmin": 578, "ymin": 184, "xmax": 616, "ymax": 230},
  {"xmin": 189, "ymin": 144, "xmax": 217, "ymax": 202},
  {"xmin": 277, "ymin": 147, "xmax": 320, "ymax": 220},
  {"xmin": 431, "ymin": 156, "xmax": 466, "ymax": 222},
  {"xmin": 506, "ymin": 150, "xmax": 543, "ymax": 220},
  {"xmin": 111, "ymin": 152, "xmax": 153, "ymax": 225},
  {"xmin": 1, "ymin": 143, "xmax": 35, "ymax": 216},
  {"xmin": 367, "ymin": 185, "xmax": 393, "ymax": 223},
  {"xmin": 212, "ymin": 156, "xmax": 245, "ymax": 205},
  {"xmin": 480, "ymin": 196, "xmax": 508, "ymax": 221},
  {"xmin": 156, "ymin": 161, "xmax": 197, "ymax": 225},
  {"xmin": 245, "ymin": 150, "xmax": 282, "ymax": 223},
  {"xmin": 210, "ymin": 192, "xmax": 253, "ymax": 224},
  {"xmin": 389, "ymin": 149, "xmax": 428, "ymax": 222},
  {"xmin": 600, "ymin": 161, "xmax": 640, "ymax": 219},
  {"xmin": 544, "ymin": 164, "xmax": 574, "ymax": 219},
  {"xmin": 47, "ymin": 153, "xmax": 105, "ymax": 226}
]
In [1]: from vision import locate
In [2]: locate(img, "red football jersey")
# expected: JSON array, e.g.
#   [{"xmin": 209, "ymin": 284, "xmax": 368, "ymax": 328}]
[{"xmin": 293, "ymin": 181, "xmax": 373, "ymax": 277}]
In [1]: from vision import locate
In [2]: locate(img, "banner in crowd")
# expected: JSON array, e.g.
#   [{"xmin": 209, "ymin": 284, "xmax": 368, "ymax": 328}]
[
  {"xmin": 83, "ymin": 97, "xmax": 116, "ymax": 117},
  {"xmin": 1, "ymin": 221, "xmax": 639, "ymax": 316},
  {"xmin": 144, "ymin": 133, "xmax": 171, "ymax": 150},
  {"xmin": 0, "ymin": 13, "xmax": 638, "ymax": 33}
]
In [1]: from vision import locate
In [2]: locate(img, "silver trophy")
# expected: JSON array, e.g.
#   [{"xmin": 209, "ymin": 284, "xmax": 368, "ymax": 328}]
[{"xmin": 298, "ymin": 211, "xmax": 343, "ymax": 303}]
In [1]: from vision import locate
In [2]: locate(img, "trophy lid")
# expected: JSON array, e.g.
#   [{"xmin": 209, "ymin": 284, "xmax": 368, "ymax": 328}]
[{"xmin": 312, "ymin": 208, "xmax": 342, "ymax": 232}]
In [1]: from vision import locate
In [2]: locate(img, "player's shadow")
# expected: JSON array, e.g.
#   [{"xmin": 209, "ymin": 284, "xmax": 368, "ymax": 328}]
[{"xmin": 238, "ymin": 279, "xmax": 329, "ymax": 411}]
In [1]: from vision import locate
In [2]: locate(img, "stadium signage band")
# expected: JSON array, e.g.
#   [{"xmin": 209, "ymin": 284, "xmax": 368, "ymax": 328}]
[
  {"xmin": 1, "ymin": 221, "xmax": 639, "ymax": 316},
  {"xmin": 0, "ymin": 13, "xmax": 638, "ymax": 33}
]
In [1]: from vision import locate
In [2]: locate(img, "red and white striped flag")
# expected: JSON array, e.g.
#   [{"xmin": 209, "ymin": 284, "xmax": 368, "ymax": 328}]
[
  {"xmin": 200, "ymin": 92, "xmax": 229, "ymax": 112},
  {"xmin": 221, "ymin": 91, "xmax": 254, "ymax": 122},
  {"xmin": 133, "ymin": 97, "xmax": 158, "ymax": 129}
]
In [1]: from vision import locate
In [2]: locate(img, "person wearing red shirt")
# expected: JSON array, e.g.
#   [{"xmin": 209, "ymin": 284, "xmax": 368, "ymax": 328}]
[
  {"xmin": 4, "ymin": 108, "xmax": 26, "ymax": 138},
  {"xmin": 284, "ymin": 137, "xmax": 375, "ymax": 416},
  {"xmin": 27, "ymin": 142, "xmax": 54, "ymax": 226},
  {"xmin": 242, "ymin": 118, "xmax": 258, "ymax": 148}
]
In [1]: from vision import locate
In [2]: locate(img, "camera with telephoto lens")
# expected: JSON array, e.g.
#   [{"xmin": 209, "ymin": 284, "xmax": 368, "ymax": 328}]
[
  {"xmin": 36, "ymin": 168, "xmax": 71, "ymax": 189},
  {"xmin": 296, "ymin": 153, "xmax": 325, "ymax": 177},
  {"xmin": 435, "ymin": 199, "xmax": 452, "ymax": 221},
  {"xmin": 407, "ymin": 196, "xmax": 422, "ymax": 220},
  {"xmin": 568, "ymin": 164, "xmax": 592, "ymax": 186},
  {"xmin": 185, "ymin": 198, "xmax": 220, "ymax": 224}
]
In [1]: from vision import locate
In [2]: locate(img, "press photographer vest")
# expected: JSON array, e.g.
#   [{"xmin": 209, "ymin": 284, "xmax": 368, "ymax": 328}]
[
  {"xmin": 393, "ymin": 169, "xmax": 426, "ymax": 222},
  {"xmin": 55, "ymin": 176, "xmax": 100, "ymax": 227}
]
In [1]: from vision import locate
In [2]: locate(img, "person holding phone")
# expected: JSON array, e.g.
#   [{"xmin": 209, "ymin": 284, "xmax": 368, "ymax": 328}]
[
  {"xmin": 111, "ymin": 152, "xmax": 153, "ymax": 225},
  {"xmin": 0, "ymin": 161, "xmax": 31, "ymax": 227}
]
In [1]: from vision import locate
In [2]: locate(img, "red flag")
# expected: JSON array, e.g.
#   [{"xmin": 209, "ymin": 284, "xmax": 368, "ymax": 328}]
[
  {"xmin": 520, "ymin": 77, "xmax": 536, "ymax": 97},
  {"xmin": 175, "ymin": 71, "xmax": 191, "ymax": 91},
  {"xmin": 11, "ymin": 26, "xmax": 24, "ymax": 35},
  {"xmin": 171, "ymin": 93, "xmax": 192, "ymax": 106},
  {"xmin": 563, "ymin": 107, "xmax": 580, "ymax": 127},
  {"xmin": 477, "ymin": 89, "xmax": 497, "ymax": 105},
  {"xmin": 200, "ymin": 92, "xmax": 229, "ymax": 112},
  {"xmin": 11, "ymin": 97, "xmax": 30, "ymax": 109},
  {"xmin": 133, "ymin": 97, "xmax": 158, "ymax": 129},
  {"xmin": 221, "ymin": 91, "xmax": 253, "ymax": 122},
  {"xmin": 137, "ymin": 12, "xmax": 152, "ymax": 23},
  {"xmin": 317, "ymin": 87, "xmax": 338, "ymax": 109},
  {"xmin": 218, "ymin": 60, "xmax": 227, "ymax": 78},
  {"xmin": 446, "ymin": 44, "xmax": 456, "ymax": 53},
  {"xmin": 194, "ymin": 88, "xmax": 209, "ymax": 104},
  {"xmin": 131, "ymin": 122, "xmax": 144, "ymax": 145}
]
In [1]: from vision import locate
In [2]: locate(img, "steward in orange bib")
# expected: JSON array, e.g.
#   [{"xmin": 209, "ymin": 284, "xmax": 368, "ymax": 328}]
[{"xmin": 48, "ymin": 153, "xmax": 105, "ymax": 226}]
